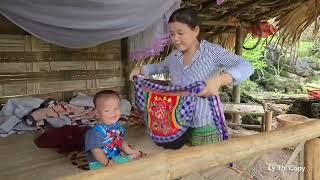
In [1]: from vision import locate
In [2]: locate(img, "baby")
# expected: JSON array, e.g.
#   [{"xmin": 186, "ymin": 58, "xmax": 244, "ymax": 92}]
[{"xmin": 85, "ymin": 90, "xmax": 141, "ymax": 170}]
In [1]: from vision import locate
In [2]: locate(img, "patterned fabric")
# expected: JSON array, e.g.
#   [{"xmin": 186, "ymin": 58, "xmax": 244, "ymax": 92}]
[
  {"xmin": 134, "ymin": 76, "xmax": 228, "ymax": 143},
  {"xmin": 85, "ymin": 122, "xmax": 125, "ymax": 162},
  {"xmin": 96, "ymin": 123, "xmax": 124, "ymax": 159},
  {"xmin": 188, "ymin": 125, "xmax": 221, "ymax": 146},
  {"xmin": 143, "ymin": 40, "xmax": 254, "ymax": 128},
  {"xmin": 24, "ymin": 98, "xmax": 96, "ymax": 127},
  {"xmin": 146, "ymin": 92, "xmax": 184, "ymax": 137}
]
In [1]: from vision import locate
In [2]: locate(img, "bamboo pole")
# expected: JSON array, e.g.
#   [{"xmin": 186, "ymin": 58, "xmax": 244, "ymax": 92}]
[
  {"xmin": 63, "ymin": 120, "xmax": 320, "ymax": 180},
  {"xmin": 228, "ymin": 123, "xmax": 261, "ymax": 129},
  {"xmin": 121, "ymin": 38, "xmax": 131, "ymax": 101},
  {"xmin": 232, "ymin": 27, "xmax": 243, "ymax": 126},
  {"xmin": 304, "ymin": 138, "xmax": 320, "ymax": 180},
  {"xmin": 265, "ymin": 111, "xmax": 273, "ymax": 131},
  {"xmin": 299, "ymin": 146, "xmax": 304, "ymax": 180}
]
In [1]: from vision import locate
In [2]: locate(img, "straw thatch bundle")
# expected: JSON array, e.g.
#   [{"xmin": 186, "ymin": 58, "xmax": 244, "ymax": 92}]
[{"xmin": 275, "ymin": 0, "xmax": 320, "ymax": 45}]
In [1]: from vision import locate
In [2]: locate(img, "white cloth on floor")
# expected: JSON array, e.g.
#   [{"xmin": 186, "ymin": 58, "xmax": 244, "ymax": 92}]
[
  {"xmin": 0, "ymin": 115, "xmax": 21, "ymax": 133},
  {"xmin": 69, "ymin": 93, "xmax": 132, "ymax": 116},
  {"xmin": 0, "ymin": 97, "xmax": 44, "ymax": 118},
  {"xmin": 0, "ymin": 97, "xmax": 44, "ymax": 137},
  {"xmin": 13, "ymin": 121, "xmax": 39, "ymax": 131},
  {"xmin": 69, "ymin": 93, "xmax": 94, "ymax": 107},
  {"xmin": 0, "ymin": 129, "xmax": 16, "ymax": 138}
]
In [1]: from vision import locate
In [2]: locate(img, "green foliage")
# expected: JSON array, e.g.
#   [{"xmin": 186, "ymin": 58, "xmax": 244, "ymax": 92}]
[
  {"xmin": 298, "ymin": 41, "xmax": 314, "ymax": 57},
  {"xmin": 242, "ymin": 38, "xmax": 267, "ymax": 70},
  {"xmin": 309, "ymin": 42, "xmax": 320, "ymax": 58},
  {"xmin": 240, "ymin": 80, "xmax": 259, "ymax": 92}
]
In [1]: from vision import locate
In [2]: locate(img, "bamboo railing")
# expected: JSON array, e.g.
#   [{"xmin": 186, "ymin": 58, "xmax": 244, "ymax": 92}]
[{"xmin": 63, "ymin": 120, "xmax": 320, "ymax": 180}]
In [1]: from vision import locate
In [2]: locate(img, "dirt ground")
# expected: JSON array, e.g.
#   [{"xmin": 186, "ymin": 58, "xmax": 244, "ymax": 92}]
[{"xmin": 245, "ymin": 148, "xmax": 301, "ymax": 180}]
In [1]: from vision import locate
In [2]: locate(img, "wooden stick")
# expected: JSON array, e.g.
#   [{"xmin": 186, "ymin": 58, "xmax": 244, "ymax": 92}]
[
  {"xmin": 261, "ymin": 116, "xmax": 265, "ymax": 132},
  {"xmin": 265, "ymin": 111, "xmax": 273, "ymax": 131},
  {"xmin": 63, "ymin": 120, "xmax": 320, "ymax": 180},
  {"xmin": 299, "ymin": 146, "xmax": 304, "ymax": 180},
  {"xmin": 223, "ymin": 103, "xmax": 265, "ymax": 115},
  {"xmin": 304, "ymin": 138, "xmax": 320, "ymax": 180},
  {"xmin": 228, "ymin": 123, "xmax": 261, "ymax": 129},
  {"xmin": 285, "ymin": 142, "xmax": 305, "ymax": 166}
]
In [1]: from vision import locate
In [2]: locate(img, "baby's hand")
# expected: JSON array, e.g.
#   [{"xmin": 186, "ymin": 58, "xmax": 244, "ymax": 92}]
[
  {"xmin": 130, "ymin": 150, "xmax": 142, "ymax": 160},
  {"xmin": 107, "ymin": 159, "xmax": 116, "ymax": 167}
]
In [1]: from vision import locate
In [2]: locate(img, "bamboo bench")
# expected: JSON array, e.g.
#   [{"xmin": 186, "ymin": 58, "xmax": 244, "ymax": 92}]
[{"xmin": 223, "ymin": 102, "xmax": 272, "ymax": 132}]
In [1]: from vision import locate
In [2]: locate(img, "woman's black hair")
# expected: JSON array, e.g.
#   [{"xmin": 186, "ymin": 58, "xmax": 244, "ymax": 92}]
[{"xmin": 168, "ymin": 8, "xmax": 201, "ymax": 30}]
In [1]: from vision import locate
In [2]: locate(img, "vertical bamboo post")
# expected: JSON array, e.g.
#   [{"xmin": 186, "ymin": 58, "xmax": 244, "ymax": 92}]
[
  {"xmin": 304, "ymin": 138, "xmax": 320, "ymax": 180},
  {"xmin": 299, "ymin": 145, "xmax": 304, "ymax": 180},
  {"xmin": 121, "ymin": 38, "xmax": 134, "ymax": 102},
  {"xmin": 265, "ymin": 111, "xmax": 273, "ymax": 131},
  {"xmin": 232, "ymin": 26, "xmax": 243, "ymax": 126},
  {"xmin": 261, "ymin": 116, "xmax": 265, "ymax": 132}
]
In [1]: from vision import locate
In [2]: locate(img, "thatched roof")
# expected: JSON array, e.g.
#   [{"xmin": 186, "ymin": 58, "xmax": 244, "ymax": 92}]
[
  {"xmin": 180, "ymin": 0, "xmax": 319, "ymax": 49},
  {"xmin": 134, "ymin": 0, "xmax": 319, "ymax": 65}
]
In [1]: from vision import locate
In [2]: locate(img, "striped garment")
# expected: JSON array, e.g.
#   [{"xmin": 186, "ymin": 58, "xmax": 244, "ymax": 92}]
[
  {"xmin": 143, "ymin": 40, "xmax": 254, "ymax": 128},
  {"xmin": 134, "ymin": 76, "xmax": 228, "ymax": 143}
]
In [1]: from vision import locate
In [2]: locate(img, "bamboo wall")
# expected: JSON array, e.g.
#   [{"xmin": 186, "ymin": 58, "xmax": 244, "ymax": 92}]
[{"xmin": 0, "ymin": 35, "xmax": 126, "ymax": 104}]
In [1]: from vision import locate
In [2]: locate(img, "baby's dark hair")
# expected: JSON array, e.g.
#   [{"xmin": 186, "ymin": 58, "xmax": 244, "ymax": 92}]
[
  {"xmin": 168, "ymin": 7, "xmax": 201, "ymax": 30},
  {"xmin": 93, "ymin": 90, "xmax": 120, "ymax": 107}
]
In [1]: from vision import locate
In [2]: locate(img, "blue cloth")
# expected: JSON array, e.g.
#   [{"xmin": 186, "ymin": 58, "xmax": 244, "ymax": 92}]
[
  {"xmin": 85, "ymin": 122, "xmax": 125, "ymax": 163},
  {"xmin": 89, "ymin": 161, "xmax": 105, "ymax": 170},
  {"xmin": 143, "ymin": 40, "xmax": 254, "ymax": 128},
  {"xmin": 88, "ymin": 156, "xmax": 133, "ymax": 170}
]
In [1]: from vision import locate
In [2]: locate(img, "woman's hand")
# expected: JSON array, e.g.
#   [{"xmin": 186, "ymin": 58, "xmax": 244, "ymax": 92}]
[
  {"xmin": 129, "ymin": 67, "xmax": 143, "ymax": 81},
  {"xmin": 198, "ymin": 73, "xmax": 233, "ymax": 97}
]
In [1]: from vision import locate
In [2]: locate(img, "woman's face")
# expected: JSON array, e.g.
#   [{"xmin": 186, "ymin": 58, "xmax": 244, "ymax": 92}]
[{"xmin": 169, "ymin": 21, "xmax": 199, "ymax": 52}]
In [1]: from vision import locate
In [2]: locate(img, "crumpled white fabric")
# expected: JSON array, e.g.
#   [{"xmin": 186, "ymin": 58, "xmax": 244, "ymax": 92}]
[
  {"xmin": 0, "ymin": 0, "xmax": 179, "ymax": 50},
  {"xmin": 0, "ymin": 97, "xmax": 43, "ymax": 135}
]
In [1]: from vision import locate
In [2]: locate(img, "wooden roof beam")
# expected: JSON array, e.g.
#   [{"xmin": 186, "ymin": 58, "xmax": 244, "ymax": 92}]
[{"xmin": 202, "ymin": 20, "xmax": 240, "ymax": 27}]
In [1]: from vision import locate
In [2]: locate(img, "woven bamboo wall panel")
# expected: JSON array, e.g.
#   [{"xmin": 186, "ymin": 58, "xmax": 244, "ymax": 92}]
[
  {"xmin": 2, "ymin": 84, "xmax": 28, "ymax": 96},
  {"xmin": 0, "ymin": 35, "xmax": 26, "ymax": 52},
  {"xmin": 0, "ymin": 69, "xmax": 121, "ymax": 84},
  {"xmin": 0, "ymin": 77, "xmax": 124, "ymax": 97},
  {"xmin": 0, "ymin": 35, "xmax": 121, "ymax": 52},
  {"xmin": 0, "ymin": 34, "xmax": 125, "ymax": 101},
  {"xmin": 0, "ymin": 63, "xmax": 32, "ymax": 73},
  {"xmin": 40, "ymin": 80, "xmax": 88, "ymax": 93},
  {"xmin": 0, "ymin": 61, "xmax": 120, "ymax": 72},
  {"xmin": 97, "ymin": 77, "xmax": 126, "ymax": 88},
  {"xmin": 74, "ymin": 86, "xmax": 126, "ymax": 98},
  {"xmin": 0, "ymin": 52, "xmax": 120, "ymax": 62}
]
